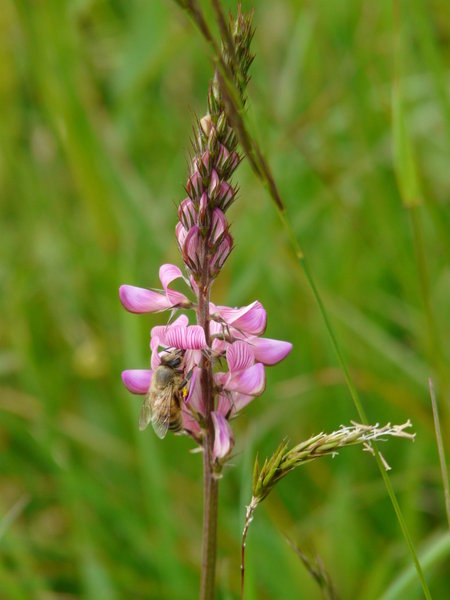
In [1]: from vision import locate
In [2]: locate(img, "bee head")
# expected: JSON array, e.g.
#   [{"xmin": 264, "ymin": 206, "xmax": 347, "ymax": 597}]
[{"xmin": 160, "ymin": 349, "xmax": 184, "ymax": 369}]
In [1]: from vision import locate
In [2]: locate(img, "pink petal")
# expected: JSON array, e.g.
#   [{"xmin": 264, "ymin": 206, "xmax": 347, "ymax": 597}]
[
  {"xmin": 184, "ymin": 349, "xmax": 203, "ymax": 372},
  {"xmin": 121, "ymin": 370, "xmax": 152, "ymax": 394},
  {"xmin": 226, "ymin": 341, "xmax": 254, "ymax": 372},
  {"xmin": 158, "ymin": 264, "xmax": 188, "ymax": 306},
  {"xmin": 217, "ymin": 392, "xmax": 254, "ymax": 416},
  {"xmin": 212, "ymin": 411, "xmax": 234, "ymax": 463},
  {"xmin": 185, "ymin": 367, "xmax": 205, "ymax": 415},
  {"xmin": 119, "ymin": 285, "xmax": 171, "ymax": 313},
  {"xmin": 151, "ymin": 324, "xmax": 207, "ymax": 350},
  {"xmin": 213, "ymin": 301, "xmax": 267, "ymax": 336},
  {"xmin": 150, "ymin": 314, "xmax": 188, "ymax": 343},
  {"xmin": 215, "ymin": 363, "xmax": 266, "ymax": 396},
  {"xmin": 150, "ymin": 335, "xmax": 161, "ymax": 369},
  {"xmin": 181, "ymin": 407, "xmax": 202, "ymax": 436},
  {"xmin": 252, "ymin": 338, "xmax": 293, "ymax": 365}
]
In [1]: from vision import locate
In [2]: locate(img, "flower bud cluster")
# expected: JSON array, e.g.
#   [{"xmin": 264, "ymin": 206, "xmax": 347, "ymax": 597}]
[{"xmin": 176, "ymin": 112, "xmax": 239, "ymax": 280}]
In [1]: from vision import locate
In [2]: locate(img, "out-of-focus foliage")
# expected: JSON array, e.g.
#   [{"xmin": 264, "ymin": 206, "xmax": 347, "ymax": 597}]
[{"xmin": 0, "ymin": 1, "xmax": 449, "ymax": 598}]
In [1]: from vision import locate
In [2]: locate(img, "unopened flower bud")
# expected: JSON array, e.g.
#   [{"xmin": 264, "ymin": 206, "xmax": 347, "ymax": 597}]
[
  {"xmin": 208, "ymin": 170, "xmax": 220, "ymax": 203},
  {"xmin": 210, "ymin": 233, "xmax": 233, "ymax": 277},
  {"xmin": 217, "ymin": 182, "xmax": 234, "ymax": 211},
  {"xmin": 178, "ymin": 197, "xmax": 197, "ymax": 229},
  {"xmin": 183, "ymin": 226, "xmax": 202, "ymax": 273},
  {"xmin": 186, "ymin": 171, "xmax": 203, "ymax": 201},
  {"xmin": 212, "ymin": 412, "xmax": 234, "ymax": 467},
  {"xmin": 198, "ymin": 192, "xmax": 210, "ymax": 230},
  {"xmin": 200, "ymin": 115, "xmax": 213, "ymax": 137}
]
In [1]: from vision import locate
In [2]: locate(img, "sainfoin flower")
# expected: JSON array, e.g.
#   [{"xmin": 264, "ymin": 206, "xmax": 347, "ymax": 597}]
[
  {"xmin": 119, "ymin": 31, "xmax": 291, "ymax": 471},
  {"xmin": 121, "ymin": 274, "xmax": 292, "ymax": 465}
]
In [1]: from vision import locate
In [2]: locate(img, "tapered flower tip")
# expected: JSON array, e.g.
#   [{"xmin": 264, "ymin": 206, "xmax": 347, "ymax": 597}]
[
  {"xmin": 122, "ymin": 370, "xmax": 152, "ymax": 394},
  {"xmin": 119, "ymin": 285, "xmax": 171, "ymax": 313},
  {"xmin": 213, "ymin": 300, "xmax": 267, "ymax": 335},
  {"xmin": 215, "ymin": 363, "xmax": 266, "ymax": 396},
  {"xmin": 252, "ymin": 338, "xmax": 293, "ymax": 365},
  {"xmin": 212, "ymin": 412, "xmax": 234, "ymax": 464}
]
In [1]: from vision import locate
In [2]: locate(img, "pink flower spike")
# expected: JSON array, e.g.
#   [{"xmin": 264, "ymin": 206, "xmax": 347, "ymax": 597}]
[
  {"xmin": 212, "ymin": 412, "xmax": 234, "ymax": 464},
  {"xmin": 122, "ymin": 370, "xmax": 152, "ymax": 395},
  {"xmin": 252, "ymin": 338, "xmax": 293, "ymax": 365},
  {"xmin": 216, "ymin": 363, "xmax": 266, "ymax": 396},
  {"xmin": 119, "ymin": 285, "xmax": 172, "ymax": 314},
  {"xmin": 226, "ymin": 341, "xmax": 254, "ymax": 372},
  {"xmin": 213, "ymin": 301, "xmax": 267, "ymax": 335}
]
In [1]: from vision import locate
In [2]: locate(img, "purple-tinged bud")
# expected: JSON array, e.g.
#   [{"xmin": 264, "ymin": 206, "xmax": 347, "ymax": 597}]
[
  {"xmin": 183, "ymin": 226, "xmax": 202, "ymax": 272},
  {"xmin": 217, "ymin": 181, "xmax": 234, "ymax": 211},
  {"xmin": 198, "ymin": 192, "xmax": 209, "ymax": 230},
  {"xmin": 222, "ymin": 151, "xmax": 240, "ymax": 177},
  {"xmin": 175, "ymin": 222, "xmax": 188, "ymax": 253},
  {"xmin": 210, "ymin": 208, "xmax": 227, "ymax": 242},
  {"xmin": 202, "ymin": 150, "xmax": 211, "ymax": 172},
  {"xmin": 212, "ymin": 411, "xmax": 234, "ymax": 466},
  {"xmin": 216, "ymin": 144, "xmax": 229, "ymax": 170},
  {"xmin": 178, "ymin": 198, "xmax": 197, "ymax": 230},
  {"xmin": 210, "ymin": 233, "xmax": 233, "ymax": 277},
  {"xmin": 186, "ymin": 171, "xmax": 203, "ymax": 201},
  {"xmin": 208, "ymin": 169, "xmax": 220, "ymax": 203},
  {"xmin": 195, "ymin": 151, "xmax": 211, "ymax": 178}
]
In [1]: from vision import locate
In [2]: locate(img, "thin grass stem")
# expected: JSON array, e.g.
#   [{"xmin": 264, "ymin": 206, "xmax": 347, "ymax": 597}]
[{"xmin": 429, "ymin": 378, "xmax": 450, "ymax": 529}]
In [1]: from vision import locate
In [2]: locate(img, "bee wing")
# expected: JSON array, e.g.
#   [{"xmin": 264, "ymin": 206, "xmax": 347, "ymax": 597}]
[
  {"xmin": 151, "ymin": 386, "xmax": 175, "ymax": 439},
  {"xmin": 139, "ymin": 392, "xmax": 154, "ymax": 432}
]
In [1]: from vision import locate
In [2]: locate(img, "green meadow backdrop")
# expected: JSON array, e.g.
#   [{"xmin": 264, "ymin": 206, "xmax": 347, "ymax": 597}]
[{"xmin": 1, "ymin": 1, "xmax": 449, "ymax": 598}]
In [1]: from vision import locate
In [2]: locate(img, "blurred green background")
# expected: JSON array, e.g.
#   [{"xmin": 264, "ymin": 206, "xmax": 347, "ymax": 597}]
[{"xmin": 1, "ymin": 0, "xmax": 449, "ymax": 598}]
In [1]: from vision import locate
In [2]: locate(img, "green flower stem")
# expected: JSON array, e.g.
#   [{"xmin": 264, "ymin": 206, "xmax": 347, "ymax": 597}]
[{"xmin": 197, "ymin": 240, "xmax": 219, "ymax": 600}]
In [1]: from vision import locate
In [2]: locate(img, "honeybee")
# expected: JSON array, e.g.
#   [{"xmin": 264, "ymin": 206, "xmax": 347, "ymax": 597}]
[{"xmin": 139, "ymin": 350, "xmax": 187, "ymax": 438}]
